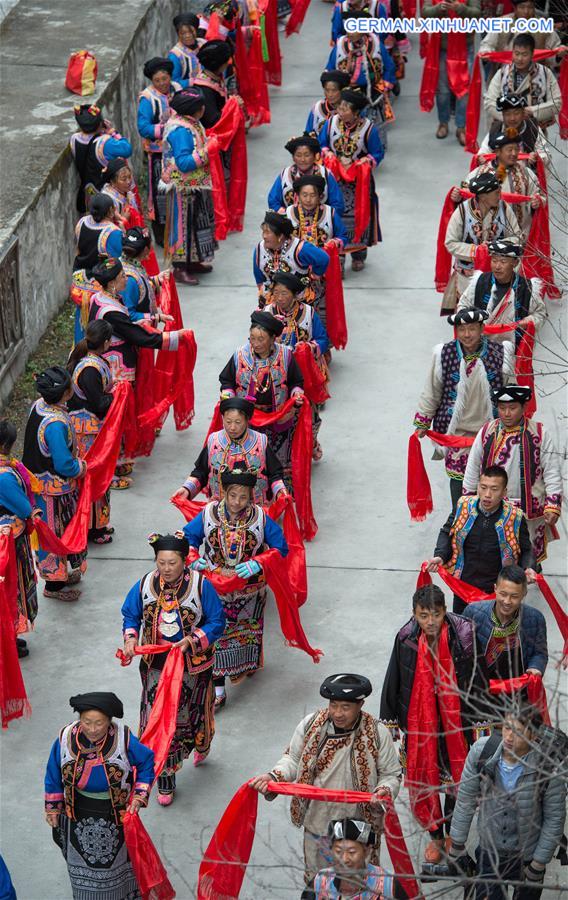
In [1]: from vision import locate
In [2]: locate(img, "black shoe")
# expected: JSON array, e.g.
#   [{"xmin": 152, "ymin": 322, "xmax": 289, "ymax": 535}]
[
  {"xmin": 16, "ymin": 638, "xmax": 27, "ymax": 648},
  {"xmin": 17, "ymin": 644, "xmax": 30, "ymax": 658}
]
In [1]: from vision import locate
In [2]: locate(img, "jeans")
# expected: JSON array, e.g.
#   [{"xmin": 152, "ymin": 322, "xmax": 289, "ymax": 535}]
[
  {"xmin": 475, "ymin": 849, "xmax": 544, "ymax": 900},
  {"xmin": 436, "ymin": 46, "xmax": 474, "ymax": 128}
]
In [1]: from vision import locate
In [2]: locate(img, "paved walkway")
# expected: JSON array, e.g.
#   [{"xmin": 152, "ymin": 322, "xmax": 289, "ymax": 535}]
[{"xmin": 1, "ymin": 3, "xmax": 566, "ymax": 897}]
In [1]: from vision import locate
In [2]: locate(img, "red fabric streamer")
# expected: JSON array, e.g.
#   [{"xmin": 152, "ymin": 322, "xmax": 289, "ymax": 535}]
[
  {"xmin": 122, "ymin": 813, "xmax": 176, "ymax": 900},
  {"xmin": 234, "ymin": 22, "xmax": 271, "ymax": 127},
  {"xmin": 560, "ymin": 55, "xmax": 568, "ymax": 140},
  {"xmin": 206, "ymin": 97, "xmax": 248, "ymax": 240},
  {"xmin": 465, "ymin": 47, "xmax": 567, "ymax": 154},
  {"xmin": 323, "ymin": 156, "xmax": 371, "ymax": 244},
  {"xmin": 406, "ymin": 624, "xmax": 468, "ymax": 831},
  {"xmin": 186, "ymin": 545, "xmax": 321, "ymax": 661},
  {"xmin": 535, "ymin": 573, "xmax": 568, "ymax": 660},
  {"xmin": 489, "ymin": 672, "xmax": 550, "ymax": 725},
  {"xmin": 521, "ymin": 200, "xmax": 560, "ymax": 299},
  {"xmin": 285, "ymin": 0, "xmax": 312, "ymax": 37},
  {"xmin": 137, "ymin": 330, "xmax": 197, "ymax": 432},
  {"xmin": 34, "ymin": 383, "xmax": 133, "ymax": 555},
  {"xmin": 205, "ymin": 10, "xmax": 221, "ymax": 39},
  {"xmin": 152, "ymin": 276, "xmax": 195, "ymax": 431},
  {"xmin": 198, "ymin": 782, "xmax": 420, "ymax": 900},
  {"xmin": 420, "ymin": 29, "xmax": 469, "ymax": 113},
  {"xmin": 407, "ymin": 431, "xmax": 475, "ymax": 522},
  {"xmin": 0, "ymin": 533, "xmax": 31, "ymax": 728},
  {"xmin": 259, "ymin": 0, "xmax": 282, "ymax": 85},
  {"xmin": 293, "ymin": 341, "xmax": 330, "ymax": 405},
  {"xmin": 323, "ymin": 241, "xmax": 348, "ymax": 350},
  {"xmin": 484, "ymin": 320, "xmax": 536, "ymax": 417},
  {"xmin": 172, "ymin": 490, "xmax": 308, "ymax": 608}
]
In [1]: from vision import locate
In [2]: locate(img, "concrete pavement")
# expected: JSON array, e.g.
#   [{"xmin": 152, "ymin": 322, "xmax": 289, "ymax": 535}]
[{"xmin": 1, "ymin": 3, "xmax": 566, "ymax": 898}]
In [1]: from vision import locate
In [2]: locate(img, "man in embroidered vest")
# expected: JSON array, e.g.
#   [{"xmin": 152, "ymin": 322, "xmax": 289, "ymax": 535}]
[
  {"xmin": 457, "ymin": 240, "xmax": 546, "ymax": 351},
  {"xmin": 313, "ymin": 818, "xmax": 407, "ymax": 899},
  {"xmin": 485, "ymin": 34, "xmax": 563, "ymax": 128},
  {"xmin": 413, "ymin": 308, "xmax": 514, "ymax": 512},
  {"xmin": 463, "ymin": 385, "xmax": 562, "ymax": 564},
  {"xmin": 462, "ymin": 565, "xmax": 548, "ymax": 686},
  {"xmin": 380, "ymin": 584, "xmax": 487, "ymax": 866},
  {"xmin": 249, "ymin": 673, "xmax": 401, "ymax": 886},
  {"xmin": 427, "ymin": 464, "xmax": 536, "ymax": 613}
]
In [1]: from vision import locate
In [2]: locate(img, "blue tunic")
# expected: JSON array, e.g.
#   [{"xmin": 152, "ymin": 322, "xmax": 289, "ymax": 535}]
[
  {"xmin": 168, "ymin": 46, "xmax": 200, "ymax": 83},
  {"xmin": 44, "ymin": 422, "xmax": 82, "ymax": 480},
  {"xmin": 330, "ymin": 2, "xmax": 387, "ymax": 42},
  {"xmin": 319, "ymin": 117, "xmax": 384, "ymax": 167},
  {"xmin": 326, "ymin": 40, "xmax": 396, "ymax": 87},
  {"xmin": 253, "ymin": 240, "xmax": 330, "ymax": 286},
  {"xmin": 166, "ymin": 125, "xmax": 200, "ymax": 172},
  {"xmin": 267, "ymin": 169, "xmax": 345, "ymax": 216},
  {"xmin": 44, "ymin": 730, "xmax": 155, "ymax": 796},
  {"xmin": 0, "ymin": 471, "xmax": 33, "ymax": 520},
  {"xmin": 183, "ymin": 510, "xmax": 289, "ymax": 558}
]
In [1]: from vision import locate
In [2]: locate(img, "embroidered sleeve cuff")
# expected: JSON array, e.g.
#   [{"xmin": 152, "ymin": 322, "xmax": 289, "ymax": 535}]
[
  {"xmin": 154, "ymin": 125, "xmax": 162, "ymax": 139},
  {"xmin": 192, "ymin": 627, "xmax": 209, "ymax": 650},
  {"xmin": 413, "ymin": 412, "xmax": 431, "ymax": 430},
  {"xmin": 162, "ymin": 331, "xmax": 180, "ymax": 351},
  {"xmin": 291, "ymin": 387, "xmax": 304, "ymax": 397},
  {"xmin": 544, "ymin": 496, "xmax": 562, "ymax": 512},
  {"xmin": 45, "ymin": 793, "xmax": 64, "ymax": 812},
  {"xmin": 271, "ymin": 479, "xmax": 286, "ymax": 496},
  {"xmin": 183, "ymin": 476, "xmax": 201, "ymax": 496},
  {"xmin": 269, "ymin": 769, "xmax": 286, "ymax": 782},
  {"xmin": 220, "ymin": 389, "xmax": 236, "ymax": 398},
  {"xmin": 123, "ymin": 629, "xmax": 139, "ymax": 640},
  {"xmin": 134, "ymin": 783, "xmax": 151, "ymax": 806}
]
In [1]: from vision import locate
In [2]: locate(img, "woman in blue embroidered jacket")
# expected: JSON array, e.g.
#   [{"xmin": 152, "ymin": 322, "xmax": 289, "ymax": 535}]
[
  {"xmin": 168, "ymin": 13, "xmax": 202, "ymax": 83},
  {"xmin": 22, "ymin": 367, "xmax": 87, "ymax": 603},
  {"xmin": 45, "ymin": 691, "xmax": 154, "ymax": 900},
  {"xmin": 162, "ymin": 87, "xmax": 217, "ymax": 287},
  {"xmin": 120, "ymin": 227, "xmax": 172, "ymax": 324},
  {"xmin": 184, "ymin": 468, "xmax": 288, "ymax": 709},
  {"xmin": 305, "ymin": 70, "xmax": 351, "ymax": 137},
  {"xmin": 267, "ymin": 133, "xmax": 345, "ymax": 215},
  {"xmin": 70, "ymin": 103, "xmax": 132, "ymax": 214},
  {"xmin": 121, "ymin": 534, "xmax": 225, "ymax": 805},
  {"xmin": 0, "ymin": 419, "xmax": 40, "ymax": 656},
  {"xmin": 219, "ymin": 310, "xmax": 305, "ymax": 491},
  {"xmin": 253, "ymin": 212, "xmax": 329, "ymax": 307},
  {"xmin": 137, "ymin": 57, "xmax": 186, "ymax": 247}
]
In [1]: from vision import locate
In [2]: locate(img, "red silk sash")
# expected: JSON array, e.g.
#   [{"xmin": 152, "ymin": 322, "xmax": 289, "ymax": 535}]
[
  {"xmin": 259, "ymin": 0, "xmax": 282, "ymax": 86},
  {"xmin": 285, "ymin": 0, "xmax": 312, "ymax": 37},
  {"xmin": 324, "ymin": 241, "xmax": 348, "ymax": 350},
  {"xmin": 137, "ymin": 330, "xmax": 197, "ymax": 432},
  {"xmin": 293, "ymin": 341, "xmax": 330, "ymax": 405},
  {"xmin": 465, "ymin": 48, "xmax": 567, "ymax": 154},
  {"xmin": 323, "ymin": 156, "xmax": 372, "ymax": 243},
  {"xmin": 34, "ymin": 382, "xmax": 133, "ymax": 555},
  {"xmin": 489, "ymin": 672, "xmax": 550, "ymax": 724},
  {"xmin": 122, "ymin": 812, "xmax": 176, "ymax": 900},
  {"xmin": 420, "ymin": 26, "xmax": 469, "ymax": 112},
  {"xmin": 407, "ymin": 431, "xmax": 475, "ymax": 522},
  {"xmin": 406, "ymin": 624, "xmax": 468, "ymax": 831},
  {"xmin": 234, "ymin": 22, "xmax": 270, "ymax": 127},
  {"xmin": 207, "ymin": 97, "xmax": 248, "ymax": 240},
  {"xmin": 0, "ymin": 533, "xmax": 31, "ymax": 728},
  {"xmin": 484, "ymin": 320, "xmax": 536, "ymax": 417},
  {"xmin": 197, "ymin": 782, "xmax": 420, "ymax": 899},
  {"xmin": 172, "ymin": 491, "xmax": 308, "ymax": 608}
]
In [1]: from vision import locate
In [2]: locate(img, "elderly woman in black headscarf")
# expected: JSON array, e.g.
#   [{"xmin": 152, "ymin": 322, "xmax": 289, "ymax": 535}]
[
  {"xmin": 45, "ymin": 691, "xmax": 154, "ymax": 899},
  {"xmin": 121, "ymin": 534, "xmax": 225, "ymax": 805},
  {"xmin": 138, "ymin": 57, "xmax": 186, "ymax": 246},
  {"xmin": 100, "ymin": 157, "xmax": 139, "ymax": 222},
  {"xmin": 219, "ymin": 310, "xmax": 305, "ymax": 490},
  {"xmin": 22, "ymin": 367, "xmax": 87, "ymax": 602},
  {"xmin": 161, "ymin": 87, "xmax": 217, "ymax": 286}
]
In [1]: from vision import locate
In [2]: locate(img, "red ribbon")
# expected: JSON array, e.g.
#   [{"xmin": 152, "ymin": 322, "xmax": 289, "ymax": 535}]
[
  {"xmin": 258, "ymin": 0, "xmax": 282, "ymax": 86},
  {"xmin": 207, "ymin": 97, "xmax": 248, "ymax": 240},
  {"xmin": 0, "ymin": 533, "xmax": 31, "ymax": 728},
  {"xmin": 234, "ymin": 22, "xmax": 270, "ymax": 127},
  {"xmin": 34, "ymin": 383, "xmax": 133, "ymax": 555},
  {"xmin": 324, "ymin": 241, "xmax": 348, "ymax": 350},
  {"xmin": 560, "ymin": 53, "xmax": 568, "ymax": 140},
  {"xmin": 122, "ymin": 812, "xmax": 176, "ymax": 900},
  {"xmin": 285, "ymin": 0, "xmax": 312, "ymax": 37},
  {"xmin": 484, "ymin": 320, "xmax": 536, "ymax": 417},
  {"xmin": 322, "ymin": 156, "xmax": 371, "ymax": 244},
  {"xmin": 137, "ymin": 330, "xmax": 197, "ymax": 432},
  {"xmin": 465, "ymin": 48, "xmax": 567, "ymax": 154},
  {"xmin": 293, "ymin": 341, "xmax": 330, "ymax": 405},
  {"xmin": 489, "ymin": 673, "xmax": 550, "ymax": 724},
  {"xmin": 198, "ymin": 782, "xmax": 420, "ymax": 899},
  {"xmin": 407, "ymin": 431, "xmax": 475, "ymax": 522},
  {"xmin": 535, "ymin": 573, "xmax": 568, "ymax": 660}
]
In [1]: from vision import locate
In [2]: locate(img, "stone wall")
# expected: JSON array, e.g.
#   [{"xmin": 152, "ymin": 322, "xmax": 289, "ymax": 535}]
[{"xmin": 0, "ymin": 0, "xmax": 178, "ymax": 406}]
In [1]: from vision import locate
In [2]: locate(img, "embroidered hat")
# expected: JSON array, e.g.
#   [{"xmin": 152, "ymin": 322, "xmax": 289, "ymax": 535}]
[
  {"xmin": 490, "ymin": 131, "xmax": 521, "ymax": 150},
  {"xmin": 496, "ymin": 93, "xmax": 528, "ymax": 111},
  {"xmin": 250, "ymin": 310, "xmax": 285, "ymax": 337},
  {"xmin": 487, "ymin": 239, "xmax": 523, "ymax": 258},
  {"xmin": 74, "ymin": 103, "xmax": 102, "ymax": 133},
  {"xmin": 220, "ymin": 467, "xmax": 257, "ymax": 488},
  {"xmin": 329, "ymin": 818, "xmax": 376, "ymax": 846},
  {"xmin": 91, "ymin": 257, "xmax": 123, "ymax": 286},
  {"xmin": 123, "ymin": 226, "xmax": 152, "ymax": 256},
  {"xmin": 447, "ymin": 308, "xmax": 489, "ymax": 326},
  {"xmin": 170, "ymin": 87, "xmax": 205, "ymax": 117},
  {"xmin": 469, "ymin": 172, "xmax": 501, "ymax": 195},
  {"xmin": 320, "ymin": 673, "xmax": 372, "ymax": 701},
  {"xmin": 492, "ymin": 384, "xmax": 532, "ymax": 404},
  {"xmin": 148, "ymin": 533, "xmax": 190, "ymax": 556}
]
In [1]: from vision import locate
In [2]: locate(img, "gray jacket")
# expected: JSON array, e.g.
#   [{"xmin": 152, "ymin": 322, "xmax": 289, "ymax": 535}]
[{"xmin": 450, "ymin": 736, "xmax": 566, "ymax": 865}]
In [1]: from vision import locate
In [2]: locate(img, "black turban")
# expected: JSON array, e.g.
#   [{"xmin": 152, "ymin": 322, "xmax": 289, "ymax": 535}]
[
  {"xmin": 328, "ymin": 818, "xmax": 376, "ymax": 846},
  {"xmin": 74, "ymin": 103, "xmax": 102, "ymax": 133},
  {"xmin": 89, "ymin": 193, "xmax": 115, "ymax": 222},
  {"xmin": 272, "ymin": 271, "xmax": 305, "ymax": 295},
  {"xmin": 469, "ymin": 172, "xmax": 501, "ymax": 195},
  {"xmin": 492, "ymin": 384, "xmax": 532, "ymax": 404},
  {"xmin": 143, "ymin": 57, "xmax": 174, "ymax": 79},
  {"xmin": 148, "ymin": 533, "xmax": 190, "ymax": 556},
  {"xmin": 91, "ymin": 257, "xmax": 123, "ymax": 286},
  {"xmin": 70, "ymin": 692, "xmax": 124, "ymax": 719},
  {"xmin": 173, "ymin": 12, "xmax": 199, "ymax": 31},
  {"xmin": 198, "ymin": 40, "xmax": 232, "ymax": 72},
  {"xmin": 487, "ymin": 239, "xmax": 523, "ymax": 259},
  {"xmin": 170, "ymin": 88, "xmax": 205, "ymax": 117},
  {"xmin": 320, "ymin": 673, "xmax": 372, "ymax": 701},
  {"xmin": 250, "ymin": 310, "xmax": 285, "ymax": 337},
  {"xmin": 340, "ymin": 88, "xmax": 367, "ymax": 111},
  {"xmin": 262, "ymin": 211, "xmax": 294, "ymax": 238},
  {"xmin": 221, "ymin": 467, "xmax": 257, "ymax": 488},
  {"xmin": 102, "ymin": 157, "xmax": 130, "ymax": 184},
  {"xmin": 123, "ymin": 226, "xmax": 151, "ymax": 256},
  {"xmin": 447, "ymin": 308, "xmax": 489, "ymax": 326},
  {"xmin": 496, "ymin": 93, "xmax": 527, "ymax": 112},
  {"xmin": 292, "ymin": 174, "xmax": 326, "ymax": 196},
  {"xmin": 490, "ymin": 131, "xmax": 521, "ymax": 150},
  {"xmin": 34, "ymin": 366, "xmax": 71, "ymax": 404},
  {"xmin": 320, "ymin": 69, "xmax": 350, "ymax": 88},
  {"xmin": 219, "ymin": 397, "xmax": 255, "ymax": 418},
  {"xmin": 284, "ymin": 133, "xmax": 321, "ymax": 156}
]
